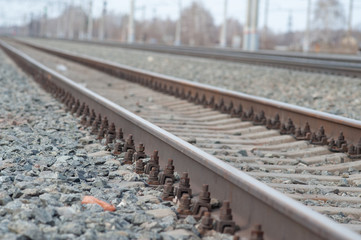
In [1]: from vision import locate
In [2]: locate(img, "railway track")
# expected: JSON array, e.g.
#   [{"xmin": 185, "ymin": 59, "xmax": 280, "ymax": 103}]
[
  {"xmin": 30, "ymin": 37, "xmax": 361, "ymax": 78},
  {"xmin": 1, "ymin": 39, "xmax": 361, "ymax": 239}
]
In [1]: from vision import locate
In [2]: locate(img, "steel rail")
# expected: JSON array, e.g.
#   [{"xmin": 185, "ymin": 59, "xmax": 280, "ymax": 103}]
[
  {"xmin": 23, "ymin": 37, "xmax": 361, "ymax": 77},
  {"xmin": 1, "ymin": 39, "xmax": 361, "ymax": 240},
  {"xmin": 95, "ymin": 43, "xmax": 361, "ymax": 77},
  {"xmin": 14, "ymin": 39, "xmax": 361, "ymax": 148},
  {"xmin": 27, "ymin": 36, "xmax": 361, "ymax": 64}
]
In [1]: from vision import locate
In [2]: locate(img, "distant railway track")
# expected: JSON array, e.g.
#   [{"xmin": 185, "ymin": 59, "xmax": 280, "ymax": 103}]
[
  {"xmin": 37, "ymin": 37, "xmax": 361, "ymax": 78},
  {"xmin": 2, "ymin": 38, "xmax": 361, "ymax": 239}
]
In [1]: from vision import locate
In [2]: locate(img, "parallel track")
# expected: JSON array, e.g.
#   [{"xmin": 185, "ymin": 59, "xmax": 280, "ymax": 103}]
[
  {"xmin": 32, "ymin": 37, "xmax": 361, "ymax": 78},
  {"xmin": 15, "ymin": 39, "xmax": 361, "ymax": 147},
  {"xmin": 1, "ymin": 39, "xmax": 361, "ymax": 239}
]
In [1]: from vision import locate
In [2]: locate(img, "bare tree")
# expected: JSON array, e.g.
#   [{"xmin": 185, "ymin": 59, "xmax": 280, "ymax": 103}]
[
  {"xmin": 225, "ymin": 18, "xmax": 243, "ymax": 47},
  {"xmin": 313, "ymin": 0, "xmax": 345, "ymax": 45},
  {"xmin": 181, "ymin": 1, "xmax": 217, "ymax": 46}
]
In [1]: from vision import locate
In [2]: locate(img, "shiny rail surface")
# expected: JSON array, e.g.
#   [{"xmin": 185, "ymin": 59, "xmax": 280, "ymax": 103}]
[
  {"xmin": 1, "ymin": 40, "xmax": 361, "ymax": 239},
  {"xmin": 14, "ymin": 39, "xmax": 361, "ymax": 149},
  {"xmin": 30, "ymin": 37, "xmax": 361, "ymax": 78}
]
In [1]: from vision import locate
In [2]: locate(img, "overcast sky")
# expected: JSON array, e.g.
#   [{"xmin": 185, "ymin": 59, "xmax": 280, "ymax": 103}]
[{"xmin": 1, "ymin": 0, "xmax": 360, "ymax": 33}]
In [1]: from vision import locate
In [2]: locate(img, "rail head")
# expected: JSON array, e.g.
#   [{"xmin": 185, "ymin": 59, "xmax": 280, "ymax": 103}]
[{"xmin": 1, "ymin": 39, "xmax": 360, "ymax": 240}]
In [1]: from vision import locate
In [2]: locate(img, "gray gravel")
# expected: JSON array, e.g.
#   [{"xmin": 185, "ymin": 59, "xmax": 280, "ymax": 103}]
[
  {"xmin": 0, "ymin": 49, "xmax": 232, "ymax": 239},
  {"xmin": 21, "ymin": 38, "xmax": 361, "ymax": 121}
]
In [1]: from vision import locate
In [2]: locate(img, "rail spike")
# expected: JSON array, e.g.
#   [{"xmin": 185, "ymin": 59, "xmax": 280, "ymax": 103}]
[
  {"xmin": 328, "ymin": 132, "xmax": 348, "ymax": 152},
  {"xmin": 280, "ymin": 118, "xmax": 295, "ymax": 135},
  {"xmin": 309, "ymin": 126, "xmax": 328, "ymax": 145},
  {"xmin": 231, "ymin": 104, "xmax": 243, "ymax": 118},
  {"xmin": 253, "ymin": 111, "xmax": 267, "ymax": 125},
  {"xmin": 348, "ymin": 138, "xmax": 361, "ymax": 159},
  {"xmin": 222, "ymin": 101, "xmax": 233, "ymax": 114},
  {"xmin": 214, "ymin": 98, "xmax": 224, "ymax": 111},
  {"xmin": 241, "ymin": 107, "xmax": 254, "ymax": 121},
  {"xmin": 294, "ymin": 122, "xmax": 311, "ymax": 140}
]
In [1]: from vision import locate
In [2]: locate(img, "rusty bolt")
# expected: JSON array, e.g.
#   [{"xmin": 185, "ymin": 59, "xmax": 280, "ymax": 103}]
[
  {"xmin": 80, "ymin": 112, "xmax": 88, "ymax": 126},
  {"xmin": 241, "ymin": 107, "xmax": 254, "ymax": 121},
  {"xmin": 123, "ymin": 149, "xmax": 134, "ymax": 164},
  {"xmin": 231, "ymin": 104, "xmax": 243, "ymax": 118},
  {"xmin": 116, "ymin": 128, "xmax": 124, "ymax": 141},
  {"xmin": 66, "ymin": 97, "xmax": 75, "ymax": 112},
  {"xmin": 71, "ymin": 99, "xmax": 80, "ymax": 115},
  {"xmin": 214, "ymin": 98, "xmax": 224, "ymax": 111},
  {"xmin": 177, "ymin": 194, "xmax": 192, "ymax": 217},
  {"xmin": 91, "ymin": 114, "xmax": 102, "ymax": 135},
  {"xmin": 198, "ymin": 211, "xmax": 214, "ymax": 235},
  {"xmin": 250, "ymin": 224, "xmax": 264, "ymax": 240},
  {"xmin": 147, "ymin": 167, "xmax": 160, "ymax": 185},
  {"xmin": 86, "ymin": 110, "xmax": 96, "ymax": 127},
  {"xmin": 266, "ymin": 114, "xmax": 280, "ymax": 129},
  {"xmin": 97, "ymin": 117, "xmax": 109, "ymax": 140},
  {"xmin": 253, "ymin": 111, "xmax": 267, "ymax": 125},
  {"xmin": 220, "ymin": 201, "xmax": 232, "ymax": 221},
  {"xmin": 294, "ymin": 122, "xmax": 311, "ymax": 140},
  {"xmin": 175, "ymin": 172, "xmax": 192, "ymax": 200},
  {"xmin": 280, "ymin": 118, "xmax": 295, "ymax": 135},
  {"xmin": 76, "ymin": 102, "xmax": 85, "ymax": 118},
  {"xmin": 207, "ymin": 96, "xmax": 215, "ymax": 108},
  {"xmin": 105, "ymin": 123, "xmax": 116, "ymax": 145},
  {"xmin": 192, "ymin": 184, "xmax": 211, "ymax": 220},
  {"xmin": 113, "ymin": 142, "xmax": 124, "ymax": 155},
  {"xmin": 329, "ymin": 131, "xmax": 348, "ymax": 153},
  {"xmin": 97, "ymin": 128, "xmax": 106, "ymax": 140},
  {"xmin": 123, "ymin": 134, "xmax": 135, "ymax": 152},
  {"xmin": 135, "ymin": 159, "xmax": 144, "ymax": 174},
  {"xmin": 348, "ymin": 137, "xmax": 361, "ymax": 159},
  {"xmin": 159, "ymin": 159, "xmax": 175, "ymax": 185},
  {"xmin": 162, "ymin": 178, "xmax": 175, "ymax": 201},
  {"xmin": 215, "ymin": 201, "xmax": 236, "ymax": 234},
  {"xmin": 310, "ymin": 126, "xmax": 328, "ymax": 145},
  {"xmin": 223, "ymin": 101, "xmax": 233, "ymax": 114},
  {"xmin": 145, "ymin": 150, "xmax": 160, "ymax": 174},
  {"xmin": 101, "ymin": 117, "xmax": 109, "ymax": 131},
  {"xmin": 200, "ymin": 94, "xmax": 207, "ymax": 106},
  {"xmin": 60, "ymin": 92, "xmax": 68, "ymax": 103},
  {"xmin": 133, "ymin": 143, "xmax": 147, "ymax": 161}
]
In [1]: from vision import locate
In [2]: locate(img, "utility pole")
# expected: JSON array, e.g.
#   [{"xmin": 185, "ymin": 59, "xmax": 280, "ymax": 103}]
[
  {"xmin": 262, "ymin": 0, "xmax": 269, "ymax": 49},
  {"xmin": 220, "ymin": 0, "xmax": 228, "ymax": 47},
  {"xmin": 68, "ymin": 0, "xmax": 74, "ymax": 39},
  {"xmin": 243, "ymin": 0, "xmax": 259, "ymax": 51},
  {"xmin": 87, "ymin": 0, "xmax": 93, "ymax": 40},
  {"xmin": 56, "ymin": 1, "xmax": 61, "ymax": 38},
  {"xmin": 175, "ymin": 0, "xmax": 182, "ymax": 46},
  {"xmin": 29, "ymin": 13, "xmax": 34, "ymax": 36},
  {"xmin": 98, "ymin": 0, "xmax": 106, "ymax": 41},
  {"xmin": 141, "ymin": 5, "xmax": 146, "ymax": 21},
  {"xmin": 347, "ymin": 0, "xmax": 353, "ymax": 36},
  {"xmin": 42, "ymin": 6, "xmax": 47, "ymax": 37},
  {"xmin": 303, "ymin": 0, "xmax": 311, "ymax": 52},
  {"xmin": 128, "ymin": 0, "xmax": 135, "ymax": 43},
  {"xmin": 288, "ymin": 10, "xmax": 292, "ymax": 33}
]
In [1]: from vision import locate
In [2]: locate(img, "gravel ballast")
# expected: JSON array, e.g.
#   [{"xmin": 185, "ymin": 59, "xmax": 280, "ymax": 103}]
[
  {"xmin": 0, "ymin": 49, "xmax": 232, "ymax": 239},
  {"xmin": 21, "ymin": 38, "xmax": 361, "ymax": 121}
]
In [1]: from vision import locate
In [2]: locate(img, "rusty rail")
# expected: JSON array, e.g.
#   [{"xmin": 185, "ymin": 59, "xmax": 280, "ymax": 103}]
[
  {"xmin": 1, "ymin": 39, "xmax": 361, "ymax": 240},
  {"xmin": 14, "ymin": 39, "xmax": 361, "ymax": 151}
]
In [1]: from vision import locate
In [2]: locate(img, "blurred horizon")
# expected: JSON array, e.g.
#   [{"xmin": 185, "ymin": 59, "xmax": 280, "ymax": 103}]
[{"xmin": 0, "ymin": 0, "xmax": 360, "ymax": 54}]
